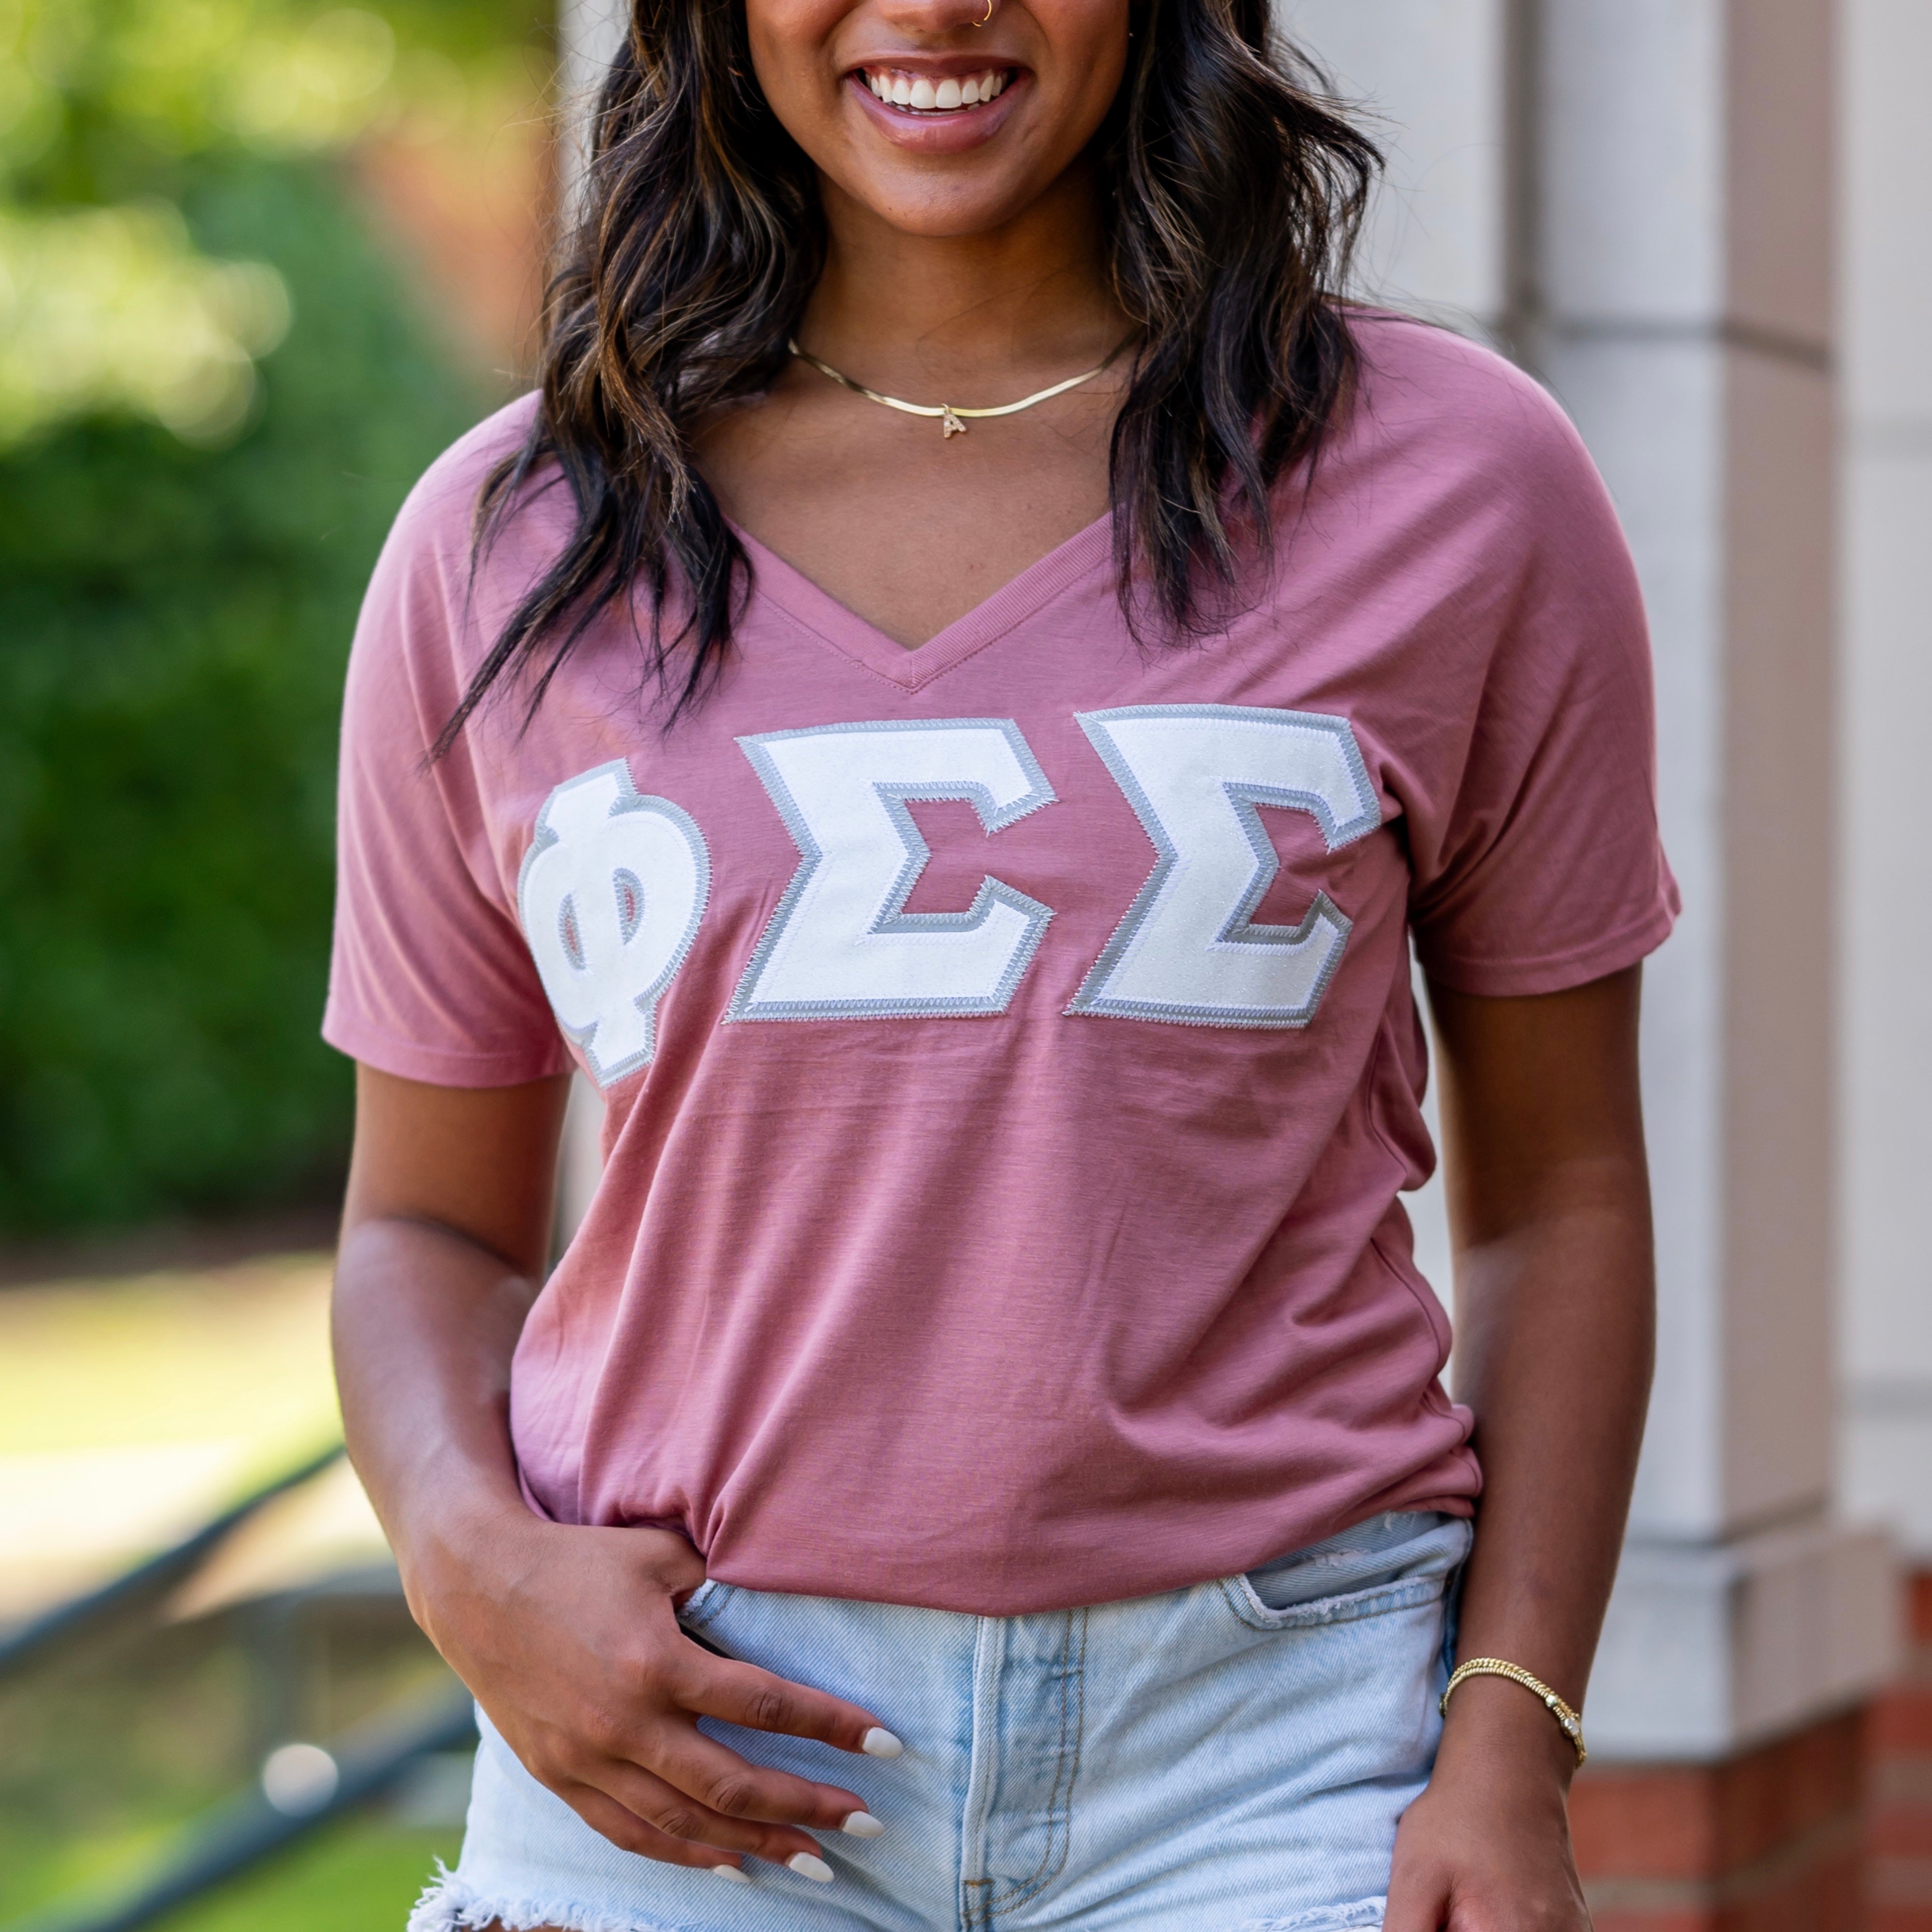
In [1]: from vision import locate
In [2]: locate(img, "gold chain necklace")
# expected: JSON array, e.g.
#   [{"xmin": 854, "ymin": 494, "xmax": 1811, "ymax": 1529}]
[{"xmin": 787, "ymin": 337, "xmax": 1122, "ymax": 439}]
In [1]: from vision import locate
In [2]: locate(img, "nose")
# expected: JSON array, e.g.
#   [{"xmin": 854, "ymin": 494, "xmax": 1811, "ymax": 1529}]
[{"xmin": 869, "ymin": 0, "xmax": 996, "ymax": 36}]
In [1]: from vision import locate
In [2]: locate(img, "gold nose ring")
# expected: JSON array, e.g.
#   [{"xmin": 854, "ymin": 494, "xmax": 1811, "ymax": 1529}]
[{"xmin": 976, "ymin": 0, "xmax": 994, "ymax": 24}]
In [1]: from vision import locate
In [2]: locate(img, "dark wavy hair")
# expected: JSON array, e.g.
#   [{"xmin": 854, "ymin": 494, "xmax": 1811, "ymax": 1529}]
[{"xmin": 436, "ymin": 0, "xmax": 1378, "ymax": 753}]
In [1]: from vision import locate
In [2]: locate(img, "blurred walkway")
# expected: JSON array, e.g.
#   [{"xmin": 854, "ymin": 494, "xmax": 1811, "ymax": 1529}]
[{"xmin": 0, "ymin": 1253, "xmax": 389, "ymax": 1622}]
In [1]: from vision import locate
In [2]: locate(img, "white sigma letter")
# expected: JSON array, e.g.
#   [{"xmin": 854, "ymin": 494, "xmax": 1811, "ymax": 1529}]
[
  {"xmin": 1069, "ymin": 704, "xmax": 1381, "ymax": 1027},
  {"xmin": 519, "ymin": 761, "xmax": 710, "ymax": 1085},
  {"xmin": 728, "ymin": 720, "xmax": 1056, "ymax": 1020}
]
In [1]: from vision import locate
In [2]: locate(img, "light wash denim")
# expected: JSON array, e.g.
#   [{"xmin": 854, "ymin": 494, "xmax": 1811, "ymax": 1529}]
[{"xmin": 412, "ymin": 1511, "xmax": 1469, "ymax": 1932}]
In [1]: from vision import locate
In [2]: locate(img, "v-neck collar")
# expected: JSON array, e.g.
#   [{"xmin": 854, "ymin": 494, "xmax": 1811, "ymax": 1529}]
[{"xmin": 730, "ymin": 512, "xmax": 1116, "ymax": 694}]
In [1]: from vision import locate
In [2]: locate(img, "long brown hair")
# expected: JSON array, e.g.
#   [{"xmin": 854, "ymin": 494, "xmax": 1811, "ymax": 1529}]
[{"xmin": 436, "ymin": 0, "xmax": 1378, "ymax": 753}]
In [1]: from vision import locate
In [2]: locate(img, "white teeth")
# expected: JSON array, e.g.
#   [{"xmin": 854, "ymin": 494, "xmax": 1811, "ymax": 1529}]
[{"xmin": 865, "ymin": 68, "xmax": 1007, "ymax": 111}]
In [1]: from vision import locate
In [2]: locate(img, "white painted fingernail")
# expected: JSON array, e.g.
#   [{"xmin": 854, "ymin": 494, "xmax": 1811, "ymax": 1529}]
[
  {"xmin": 861, "ymin": 1727, "xmax": 904, "ymax": 1758},
  {"xmin": 841, "ymin": 1810, "xmax": 885, "ymax": 1837},
  {"xmin": 788, "ymin": 1851, "xmax": 836, "ymax": 1883},
  {"xmin": 710, "ymin": 1863, "xmax": 752, "ymax": 1883}
]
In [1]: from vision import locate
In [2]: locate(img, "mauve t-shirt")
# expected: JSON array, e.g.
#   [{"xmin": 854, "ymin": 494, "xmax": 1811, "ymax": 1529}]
[{"xmin": 325, "ymin": 314, "xmax": 1677, "ymax": 1615}]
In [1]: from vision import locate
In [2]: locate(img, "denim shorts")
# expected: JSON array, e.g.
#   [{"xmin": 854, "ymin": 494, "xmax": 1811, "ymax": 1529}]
[{"xmin": 411, "ymin": 1510, "xmax": 1469, "ymax": 1932}]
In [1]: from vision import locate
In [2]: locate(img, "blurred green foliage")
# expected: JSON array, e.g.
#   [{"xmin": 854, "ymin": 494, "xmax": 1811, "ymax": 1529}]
[
  {"xmin": 0, "ymin": 0, "xmax": 552, "ymax": 1234},
  {"xmin": 3, "ymin": 1, "xmax": 545, "ymax": 197},
  {"xmin": 153, "ymin": 1816, "xmax": 464, "ymax": 1932},
  {"xmin": 0, "ymin": 163, "xmax": 473, "ymax": 1231}
]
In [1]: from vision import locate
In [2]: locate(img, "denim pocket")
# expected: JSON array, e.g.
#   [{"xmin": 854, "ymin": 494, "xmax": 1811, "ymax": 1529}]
[
  {"xmin": 678, "ymin": 1577, "xmax": 735, "ymax": 1634},
  {"xmin": 1221, "ymin": 1511, "xmax": 1471, "ymax": 1631}
]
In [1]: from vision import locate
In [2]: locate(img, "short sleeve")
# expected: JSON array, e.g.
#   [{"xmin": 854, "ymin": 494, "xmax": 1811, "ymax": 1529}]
[
  {"xmin": 322, "ymin": 447, "xmax": 570, "ymax": 1087},
  {"xmin": 1405, "ymin": 378, "xmax": 1680, "ymax": 997}
]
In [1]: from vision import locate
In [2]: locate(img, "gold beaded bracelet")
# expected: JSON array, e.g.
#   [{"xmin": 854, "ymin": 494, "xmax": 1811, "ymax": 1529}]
[{"xmin": 1439, "ymin": 1658, "xmax": 1588, "ymax": 1765}]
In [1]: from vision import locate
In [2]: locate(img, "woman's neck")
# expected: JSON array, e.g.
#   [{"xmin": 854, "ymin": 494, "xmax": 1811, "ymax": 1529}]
[{"xmin": 799, "ymin": 166, "xmax": 1133, "ymax": 397}]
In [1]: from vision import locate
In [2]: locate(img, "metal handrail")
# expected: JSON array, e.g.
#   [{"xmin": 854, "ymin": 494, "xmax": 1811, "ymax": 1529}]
[
  {"xmin": 3, "ymin": 1442, "xmax": 481, "ymax": 1932},
  {"xmin": 0, "ymin": 1442, "xmax": 347, "ymax": 1683},
  {"xmin": 19, "ymin": 1683, "xmax": 477, "ymax": 1932}
]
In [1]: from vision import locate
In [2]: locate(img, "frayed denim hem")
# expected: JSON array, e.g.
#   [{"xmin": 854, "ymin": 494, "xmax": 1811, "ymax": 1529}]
[
  {"xmin": 407, "ymin": 1861, "xmax": 690, "ymax": 1932},
  {"xmin": 1236, "ymin": 1900, "xmax": 1386, "ymax": 1932}
]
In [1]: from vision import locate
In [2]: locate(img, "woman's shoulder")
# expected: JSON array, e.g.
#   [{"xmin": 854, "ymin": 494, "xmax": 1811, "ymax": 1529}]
[
  {"xmin": 385, "ymin": 391, "xmax": 549, "ymax": 561},
  {"xmin": 1333, "ymin": 308, "xmax": 1619, "ymax": 541},
  {"xmin": 1341, "ymin": 309, "xmax": 1594, "ymax": 483}
]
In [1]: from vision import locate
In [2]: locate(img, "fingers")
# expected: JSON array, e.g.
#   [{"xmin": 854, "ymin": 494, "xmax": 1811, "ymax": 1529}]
[
  {"xmin": 1381, "ymin": 1857, "xmax": 1449, "ymax": 1932},
  {"xmin": 643, "ymin": 1723, "xmax": 874, "ymax": 1837},
  {"xmin": 583, "ymin": 1758, "xmax": 840, "ymax": 1869},
  {"xmin": 521, "ymin": 1726, "xmax": 849, "ymax": 1873},
  {"xmin": 682, "ymin": 1651, "xmax": 898, "ymax": 1757},
  {"xmin": 561, "ymin": 1778, "xmax": 756, "ymax": 1875}
]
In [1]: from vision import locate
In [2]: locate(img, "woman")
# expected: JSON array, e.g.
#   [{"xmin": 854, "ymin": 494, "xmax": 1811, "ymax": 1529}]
[{"xmin": 327, "ymin": 0, "xmax": 1674, "ymax": 1922}]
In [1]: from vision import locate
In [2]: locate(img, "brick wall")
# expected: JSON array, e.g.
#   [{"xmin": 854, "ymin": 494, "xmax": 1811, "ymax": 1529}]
[
  {"xmin": 1569, "ymin": 1711, "xmax": 1866, "ymax": 1932},
  {"xmin": 1867, "ymin": 1573, "xmax": 1932, "ymax": 1931}
]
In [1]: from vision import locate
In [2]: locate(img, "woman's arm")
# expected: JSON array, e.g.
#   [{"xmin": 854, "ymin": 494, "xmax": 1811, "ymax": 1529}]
[
  {"xmin": 334, "ymin": 1065, "xmax": 896, "ymax": 1878},
  {"xmin": 1385, "ymin": 965, "xmax": 1655, "ymax": 1932}
]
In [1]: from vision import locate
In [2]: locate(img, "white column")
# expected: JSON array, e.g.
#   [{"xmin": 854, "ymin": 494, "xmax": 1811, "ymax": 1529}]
[
  {"xmin": 556, "ymin": 0, "xmax": 631, "ymax": 197},
  {"xmin": 1279, "ymin": 0, "xmax": 1509, "ymax": 341},
  {"xmin": 1836, "ymin": 0, "xmax": 1932, "ymax": 1554},
  {"xmin": 1285, "ymin": 0, "xmax": 1897, "ymax": 1758},
  {"xmin": 551, "ymin": 0, "xmax": 629, "ymax": 1246},
  {"xmin": 1536, "ymin": 0, "xmax": 1894, "ymax": 1757}
]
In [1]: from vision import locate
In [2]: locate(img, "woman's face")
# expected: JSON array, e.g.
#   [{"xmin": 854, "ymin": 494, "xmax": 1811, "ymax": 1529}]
[{"xmin": 745, "ymin": 0, "xmax": 1130, "ymax": 240}]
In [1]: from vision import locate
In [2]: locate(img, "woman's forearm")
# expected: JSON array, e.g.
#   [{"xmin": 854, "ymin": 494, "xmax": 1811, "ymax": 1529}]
[
  {"xmin": 1428, "ymin": 967, "xmax": 1655, "ymax": 1774},
  {"xmin": 1442, "ymin": 1186, "xmax": 1654, "ymax": 1769},
  {"xmin": 333, "ymin": 1215, "xmax": 541, "ymax": 1582},
  {"xmin": 1384, "ymin": 970, "xmax": 1653, "ymax": 1930},
  {"xmin": 333, "ymin": 1065, "xmax": 570, "ymax": 1603}
]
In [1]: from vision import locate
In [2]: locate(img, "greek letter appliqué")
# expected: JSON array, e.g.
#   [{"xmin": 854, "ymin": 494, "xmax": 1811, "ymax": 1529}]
[
  {"xmin": 519, "ymin": 761, "xmax": 710, "ymax": 1086},
  {"xmin": 1066, "ymin": 704, "xmax": 1381, "ymax": 1028},
  {"xmin": 727, "ymin": 719, "xmax": 1057, "ymax": 1021}
]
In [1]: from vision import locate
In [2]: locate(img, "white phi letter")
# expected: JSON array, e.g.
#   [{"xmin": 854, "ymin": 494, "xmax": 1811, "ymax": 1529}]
[{"xmin": 519, "ymin": 761, "xmax": 710, "ymax": 1084}]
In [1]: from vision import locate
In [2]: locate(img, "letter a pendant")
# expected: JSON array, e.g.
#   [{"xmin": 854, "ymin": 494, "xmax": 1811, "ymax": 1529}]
[{"xmin": 940, "ymin": 407, "xmax": 967, "ymax": 438}]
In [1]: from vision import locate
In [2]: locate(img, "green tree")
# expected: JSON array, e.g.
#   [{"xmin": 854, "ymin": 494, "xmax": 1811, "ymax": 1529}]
[{"xmin": 0, "ymin": 2, "xmax": 547, "ymax": 1232}]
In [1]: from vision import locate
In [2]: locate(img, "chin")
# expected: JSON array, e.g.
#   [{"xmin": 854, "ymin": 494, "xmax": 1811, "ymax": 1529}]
[{"xmin": 847, "ymin": 174, "xmax": 1044, "ymax": 242}]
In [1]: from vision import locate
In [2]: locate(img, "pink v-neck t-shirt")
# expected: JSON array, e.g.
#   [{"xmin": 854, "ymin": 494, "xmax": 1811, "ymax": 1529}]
[{"xmin": 325, "ymin": 314, "xmax": 1677, "ymax": 1614}]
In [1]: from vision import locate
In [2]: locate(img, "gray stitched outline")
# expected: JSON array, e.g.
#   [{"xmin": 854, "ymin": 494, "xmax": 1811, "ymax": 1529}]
[
  {"xmin": 1065, "ymin": 704, "xmax": 1380, "ymax": 1030},
  {"xmin": 556, "ymin": 898, "xmax": 582, "ymax": 972},
  {"xmin": 612, "ymin": 867, "xmax": 644, "ymax": 946},
  {"xmin": 1218, "ymin": 1517, "xmax": 1471, "ymax": 1632},
  {"xmin": 725, "ymin": 718, "xmax": 1057, "ymax": 1023},
  {"xmin": 516, "ymin": 758, "xmax": 712, "ymax": 1088},
  {"xmin": 1216, "ymin": 1567, "xmax": 1451, "ymax": 1633}
]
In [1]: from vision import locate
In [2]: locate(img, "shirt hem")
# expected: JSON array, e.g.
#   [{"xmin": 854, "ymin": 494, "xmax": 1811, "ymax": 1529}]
[
  {"xmin": 322, "ymin": 1009, "xmax": 571, "ymax": 1088},
  {"xmin": 687, "ymin": 1481, "xmax": 1482, "ymax": 1618},
  {"xmin": 1414, "ymin": 900, "xmax": 1678, "ymax": 1000}
]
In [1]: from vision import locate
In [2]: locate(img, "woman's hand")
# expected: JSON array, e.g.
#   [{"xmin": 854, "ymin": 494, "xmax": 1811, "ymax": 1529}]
[
  {"xmin": 332, "ymin": 1067, "xmax": 896, "ymax": 1877},
  {"xmin": 1384, "ymin": 1686, "xmax": 1590, "ymax": 1931},
  {"xmin": 408, "ymin": 1504, "xmax": 895, "ymax": 1875}
]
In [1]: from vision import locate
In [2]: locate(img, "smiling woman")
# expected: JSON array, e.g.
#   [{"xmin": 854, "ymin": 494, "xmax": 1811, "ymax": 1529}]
[
  {"xmin": 435, "ymin": 0, "xmax": 1373, "ymax": 743},
  {"xmin": 323, "ymin": 0, "xmax": 1675, "ymax": 1927}
]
